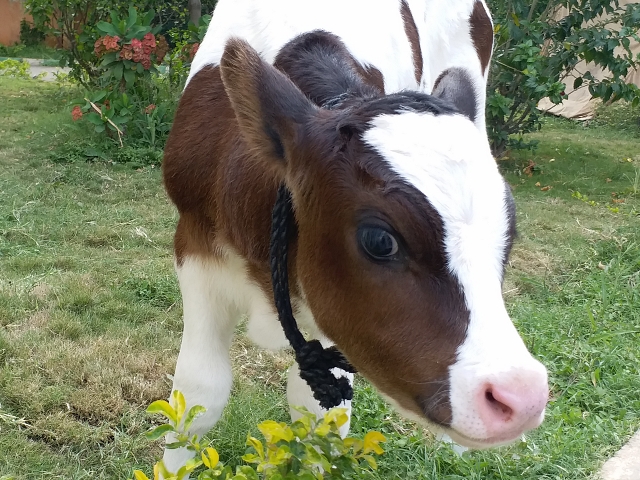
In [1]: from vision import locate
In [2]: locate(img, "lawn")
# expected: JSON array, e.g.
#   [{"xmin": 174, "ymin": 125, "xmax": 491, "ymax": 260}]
[
  {"xmin": 0, "ymin": 44, "xmax": 63, "ymax": 61},
  {"xmin": 0, "ymin": 77, "xmax": 639, "ymax": 479}
]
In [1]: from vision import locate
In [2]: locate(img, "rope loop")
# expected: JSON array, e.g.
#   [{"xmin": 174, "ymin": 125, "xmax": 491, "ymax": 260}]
[{"xmin": 270, "ymin": 184, "xmax": 356, "ymax": 409}]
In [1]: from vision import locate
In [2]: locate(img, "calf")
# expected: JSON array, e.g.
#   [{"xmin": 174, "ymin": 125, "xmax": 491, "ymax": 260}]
[{"xmin": 162, "ymin": 0, "xmax": 548, "ymax": 471}]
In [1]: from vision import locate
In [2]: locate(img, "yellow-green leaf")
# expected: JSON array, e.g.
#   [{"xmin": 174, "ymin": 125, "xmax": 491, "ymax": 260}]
[
  {"xmin": 175, "ymin": 458, "xmax": 201, "ymax": 480},
  {"xmin": 246, "ymin": 435, "xmax": 265, "ymax": 460},
  {"xmin": 363, "ymin": 431, "xmax": 387, "ymax": 455},
  {"xmin": 155, "ymin": 460, "xmax": 173, "ymax": 480},
  {"xmin": 344, "ymin": 437, "xmax": 363, "ymax": 454},
  {"xmin": 133, "ymin": 470, "xmax": 150, "ymax": 480},
  {"xmin": 146, "ymin": 400, "xmax": 177, "ymax": 424},
  {"xmin": 201, "ymin": 447, "xmax": 219, "ymax": 468},
  {"xmin": 241, "ymin": 453, "xmax": 260, "ymax": 463},
  {"xmin": 171, "ymin": 390, "xmax": 187, "ymax": 425},
  {"xmin": 362, "ymin": 454, "xmax": 378, "ymax": 470},
  {"xmin": 314, "ymin": 423, "xmax": 331, "ymax": 437},
  {"xmin": 257, "ymin": 420, "xmax": 294, "ymax": 443},
  {"xmin": 291, "ymin": 416, "xmax": 312, "ymax": 439},
  {"xmin": 183, "ymin": 405, "xmax": 206, "ymax": 433},
  {"xmin": 304, "ymin": 444, "xmax": 323, "ymax": 462},
  {"xmin": 269, "ymin": 446, "xmax": 292, "ymax": 465},
  {"xmin": 323, "ymin": 408, "xmax": 348, "ymax": 428},
  {"xmin": 291, "ymin": 405, "xmax": 317, "ymax": 422},
  {"xmin": 145, "ymin": 424, "xmax": 175, "ymax": 441}
]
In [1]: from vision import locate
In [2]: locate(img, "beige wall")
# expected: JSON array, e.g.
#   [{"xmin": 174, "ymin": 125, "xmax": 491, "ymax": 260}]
[{"xmin": 0, "ymin": 0, "xmax": 29, "ymax": 46}]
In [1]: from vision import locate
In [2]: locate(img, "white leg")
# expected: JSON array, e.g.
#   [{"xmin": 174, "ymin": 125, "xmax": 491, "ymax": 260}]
[
  {"xmin": 162, "ymin": 257, "xmax": 238, "ymax": 473},
  {"xmin": 286, "ymin": 339, "xmax": 354, "ymax": 438}
]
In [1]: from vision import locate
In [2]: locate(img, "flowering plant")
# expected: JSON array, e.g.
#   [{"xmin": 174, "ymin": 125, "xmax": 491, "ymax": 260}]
[
  {"xmin": 94, "ymin": 8, "xmax": 169, "ymax": 86},
  {"xmin": 71, "ymin": 7, "xmax": 173, "ymax": 144}
]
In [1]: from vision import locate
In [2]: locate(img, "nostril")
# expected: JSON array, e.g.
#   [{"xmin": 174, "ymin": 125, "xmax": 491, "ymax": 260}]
[{"xmin": 485, "ymin": 389, "xmax": 513, "ymax": 418}]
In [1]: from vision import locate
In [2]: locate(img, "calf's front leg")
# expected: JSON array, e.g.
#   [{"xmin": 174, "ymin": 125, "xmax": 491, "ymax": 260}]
[{"xmin": 162, "ymin": 256, "xmax": 238, "ymax": 473}]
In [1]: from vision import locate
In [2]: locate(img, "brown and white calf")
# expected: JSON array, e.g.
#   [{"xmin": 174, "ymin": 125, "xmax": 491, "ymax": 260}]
[{"xmin": 161, "ymin": 0, "xmax": 548, "ymax": 471}]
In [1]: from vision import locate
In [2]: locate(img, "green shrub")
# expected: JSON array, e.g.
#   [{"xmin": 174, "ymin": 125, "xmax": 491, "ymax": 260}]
[
  {"xmin": 69, "ymin": 7, "xmax": 173, "ymax": 147},
  {"xmin": 67, "ymin": 7, "xmax": 212, "ymax": 149},
  {"xmin": 0, "ymin": 59, "xmax": 31, "ymax": 79},
  {"xmin": 486, "ymin": 0, "xmax": 640, "ymax": 156},
  {"xmin": 23, "ymin": 0, "xmax": 217, "ymax": 87},
  {"xmin": 137, "ymin": 391, "xmax": 386, "ymax": 480},
  {"xmin": 19, "ymin": 19, "xmax": 46, "ymax": 47},
  {"xmin": 164, "ymin": 14, "xmax": 211, "ymax": 90}
]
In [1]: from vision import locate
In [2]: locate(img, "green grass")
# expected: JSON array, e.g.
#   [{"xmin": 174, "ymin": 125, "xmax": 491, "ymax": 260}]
[
  {"xmin": 0, "ymin": 44, "xmax": 63, "ymax": 61},
  {"xmin": 1, "ymin": 77, "xmax": 639, "ymax": 479}
]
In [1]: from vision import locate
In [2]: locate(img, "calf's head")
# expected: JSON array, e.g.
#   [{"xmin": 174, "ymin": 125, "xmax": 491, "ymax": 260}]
[{"xmin": 220, "ymin": 38, "xmax": 548, "ymax": 448}]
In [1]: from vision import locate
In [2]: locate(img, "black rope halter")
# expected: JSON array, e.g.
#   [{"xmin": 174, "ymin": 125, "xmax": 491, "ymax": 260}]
[{"xmin": 269, "ymin": 184, "xmax": 357, "ymax": 409}]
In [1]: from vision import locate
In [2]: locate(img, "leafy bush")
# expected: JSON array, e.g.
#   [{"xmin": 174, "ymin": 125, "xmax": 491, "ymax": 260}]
[
  {"xmin": 93, "ymin": 9, "xmax": 169, "ymax": 80},
  {"xmin": 19, "ymin": 19, "xmax": 46, "ymax": 47},
  {"xmin": 487, "ymin": 0, "xmax": 640, "ymax": 156},
  {"xmin": 67, "ymin": 8, "xmax": 173, "ymax": 147},
  {"xmin": 24, "ymin": 0, "xmax": 217, "ymax": 87},
  {"xmin": 0, "ymin": 59, "xmax": 31, "ymax": 79},
  {"xmin": 66, "ymin": 7, "xmax": 211, "ymax": 148},
  {"xmin": 164, "ymin": 14, "xmax": 212, "ymax": 91},
  {"xmin": 137, "ymin": 391, "xmax": 386, "ymax": 480}
]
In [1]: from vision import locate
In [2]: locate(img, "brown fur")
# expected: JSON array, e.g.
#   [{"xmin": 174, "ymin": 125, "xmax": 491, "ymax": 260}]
[
  {"xmin": 401, "ymin": 0, "xmax": 423, "ymax": 84},
  {"xmin": 469, "ymin": 0, "xmax": 493, "ymax": 74}
]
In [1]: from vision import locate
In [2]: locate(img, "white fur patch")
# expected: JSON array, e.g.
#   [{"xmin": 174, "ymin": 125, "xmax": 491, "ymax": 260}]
[
  {"xmin": 189, "ymin": 0, "xmax": 415, "ymax": 92},
  {"xmin": 187, "ymin": 0, "xmax": 488, "ymax": 131},
  {"xmin": 363, "ymin": 111, "xmax": 547, "ymax": 445}
]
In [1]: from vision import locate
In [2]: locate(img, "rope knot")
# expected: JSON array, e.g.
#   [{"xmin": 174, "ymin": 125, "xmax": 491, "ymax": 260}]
[{"xmin": 270, "ymin": 184, "xmax": 356, "ymax": 410}]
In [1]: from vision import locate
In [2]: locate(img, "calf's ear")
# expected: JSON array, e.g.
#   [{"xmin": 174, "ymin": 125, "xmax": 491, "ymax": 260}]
[
  {"xmin": 431, "ymin": 67, "xmax": 478, "ymax": 123},
  {"xmin": 220, "ymin": 37, "xmax": 315, "ymax": 167}
]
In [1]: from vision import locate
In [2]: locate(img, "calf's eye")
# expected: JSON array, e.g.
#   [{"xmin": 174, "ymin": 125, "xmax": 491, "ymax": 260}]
[{"xmin": 357, "ymin": 226, "xmax": 399, "ymax": 261}]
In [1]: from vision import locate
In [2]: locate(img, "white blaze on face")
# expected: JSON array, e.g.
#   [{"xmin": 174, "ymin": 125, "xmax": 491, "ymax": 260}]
[{"xmin": 363, "ymin": 111, "xmax": 548, "ymax": 446}]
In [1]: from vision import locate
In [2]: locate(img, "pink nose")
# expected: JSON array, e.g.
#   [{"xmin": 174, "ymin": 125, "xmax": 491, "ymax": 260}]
[{"xmin": 478, "ymin": 372, "xmax": 549, "ymax": 439}]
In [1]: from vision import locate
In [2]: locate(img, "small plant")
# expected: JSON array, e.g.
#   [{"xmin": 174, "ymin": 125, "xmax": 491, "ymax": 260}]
[
  {"xmin": 136, "ymin": 391, "xmax": 386, "ymax": 480},
  {"xmin": 0, "ymin": 59, "xmax": 31, "ymax": 79},
  {"xmin": 623, "ymin": 158, "xmax": 639, "ymax": 198},
  {"xmin": 132, "ymin": 102, "xmax": 173, "ymax": 149}
]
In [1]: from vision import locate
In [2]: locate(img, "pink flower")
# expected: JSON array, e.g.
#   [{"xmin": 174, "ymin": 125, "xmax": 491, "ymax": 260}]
[
  {"xmin": 142, "ymin": 32, "xmax": 156, "ymax": 49},
  {"xmin": 144, "ymin": 104, "xmax": 156, "ymax": 114},
  {"xmin": 119, "ymin": 44, "xmax": 133, "ymax": 60},
  {"xmin": 103, "ymin": 35, "xmax": 120, "ymax": 52},
  {"xmin": 71, "ymin": 105, "xmax": 83, "ymax": 121},
  {"xmin": 94, "ymin": 38, "xmax": 105, "ymax": 57}
]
